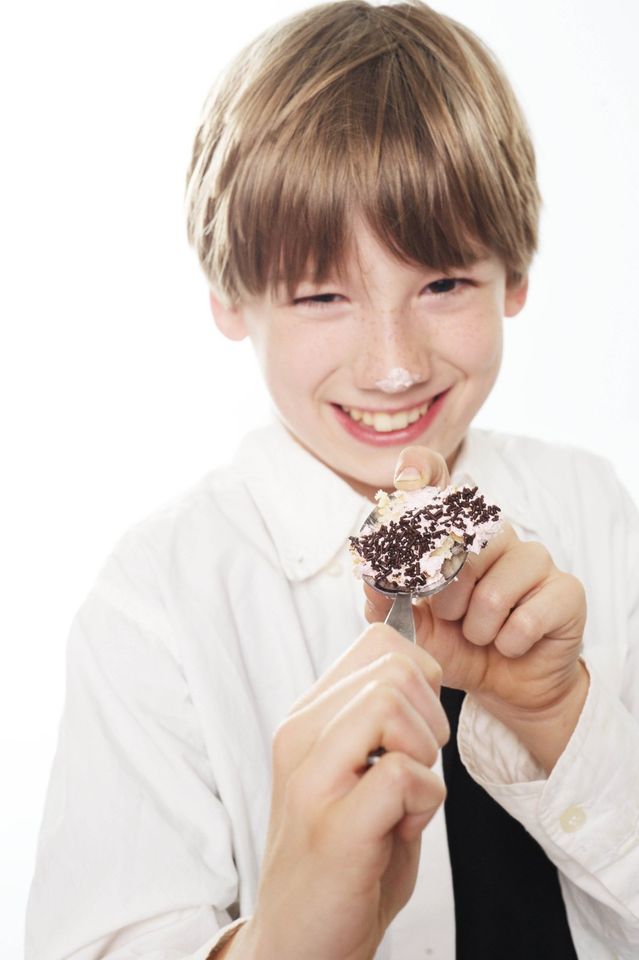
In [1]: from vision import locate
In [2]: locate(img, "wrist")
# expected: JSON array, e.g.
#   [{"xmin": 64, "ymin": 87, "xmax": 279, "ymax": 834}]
[
  {"xmin": 474, "ymin": 660, "xmax": 590, "ymax": 775},
  {"xmin": 233, "ymin": 909, "xmax": 379, "ymax": 960},
  {"xmin": 224, "ymin": 915, "xmax": 304, "ymax": 960},
  {"xmin": 212, "ymin": 918, "xmax": 254, "ymax": 959}
]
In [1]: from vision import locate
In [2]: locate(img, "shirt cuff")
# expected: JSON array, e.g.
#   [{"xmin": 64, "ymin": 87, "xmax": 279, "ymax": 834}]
[
  {"xmin": 205, "ymin": 918, "xmax": 249, "ymax": 958},
  {"xmin": 458, "ymin": 661, "xmax": 639, "ymax": 877}
]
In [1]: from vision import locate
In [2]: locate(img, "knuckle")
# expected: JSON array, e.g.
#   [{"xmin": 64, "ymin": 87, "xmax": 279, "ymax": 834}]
[
  {"xmin": 510, "ymin": 606, "xmax": 540, "ymax": 643},
  {"xmin": 478, "ymin": 584, "xmax": 507, "ymax": 618},
  {"xmin": 427, "ymin": 658, "xmax": 444, "ymax": 690},
  {"xmin": 373, "ymin": 681, "xmax": 404, "ymax": 718},
  {"xmin": 566, "ymin": 573, "xmax": 586, "ymax": 603},
  {"xmin": 499, "ymin": 522, "xmax": 518, "ymax": 546},
  {"xmin": 381, "ymin": 751, "xmax": 413, "ymax": 790},
  {"xmin": 382, "ymin": 651, "xmax": 423, "ymax": 688},
  {"xmin": 361, "ymin": 621, "xmax": 398, "ymax": 652},
  {"xmin": 362, "ymin": 681, "xmax": 412, "ymax": 740},
  {"xmin": 285, "ymin": 766, "xmax": 314, "ymax": 813},
  {"xmin": 432, "ymin": 776, "xmax": 447, "ymax": 806},
  {"xmin": 559, "ymin": 573, "xmax": 587, "ymax": 628},
  {"xmin": 271, "ymin": 717, "xmax": 297, "ymax": 771},
  {"xmin": 422, "ymin": 734, "xmax": 439, "ymax": 768},
  {"xmin": 527, "ymin": 540, "xmax": 553, "ymax": 571},
  {"xmin": 436, "ymin": 712, "xmax": 451, "ymax": 747},
  {"xmin": 377, "ymin": 650, "xmax": 442, "ymax": 702}
]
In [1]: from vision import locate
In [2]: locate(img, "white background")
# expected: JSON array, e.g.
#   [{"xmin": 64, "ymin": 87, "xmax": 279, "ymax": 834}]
[{"xmin": 2, "ymin": 1, "xmax": 638, "ymax": 955}]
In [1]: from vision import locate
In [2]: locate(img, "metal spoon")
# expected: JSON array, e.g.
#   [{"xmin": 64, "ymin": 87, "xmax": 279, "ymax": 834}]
[{"xmin": 358, "ymin": 505, "xmax": 467, "ymax": 765}]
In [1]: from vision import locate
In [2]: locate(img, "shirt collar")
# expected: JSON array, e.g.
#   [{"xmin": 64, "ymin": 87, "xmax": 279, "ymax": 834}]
[
  {"xmin": 232, "ymin": 422, "xmax": 535, "ymax": 582},
  {"xmin": 232, "ymin": 420, "xmax": 372, "ymax": 581}
]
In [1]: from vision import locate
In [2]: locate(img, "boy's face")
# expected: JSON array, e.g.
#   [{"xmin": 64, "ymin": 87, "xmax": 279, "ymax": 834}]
[{"xmin": 210, "ymin": 224, "xmax": 528, "ymax": 499}]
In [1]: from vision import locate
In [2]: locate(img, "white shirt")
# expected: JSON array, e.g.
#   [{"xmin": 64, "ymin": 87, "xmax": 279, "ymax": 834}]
[{"xmin": 25, "ymin": 422, "xmax": 639, "ymax": 960}]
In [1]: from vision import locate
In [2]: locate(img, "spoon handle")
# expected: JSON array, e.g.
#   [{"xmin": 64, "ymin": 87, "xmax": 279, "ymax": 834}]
[
  {"xmin": 366, "ymin": 595, "xmax": 415, "ymax": 767},
  {"xmin": 384, "ymin": 593, "xmax": 416, "ymax": 643}
]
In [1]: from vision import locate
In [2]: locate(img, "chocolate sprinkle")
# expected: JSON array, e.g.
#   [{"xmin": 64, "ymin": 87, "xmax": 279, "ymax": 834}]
[{"xmin": 349, "ymin": 486, "xmax": 501, "ymax": 591}]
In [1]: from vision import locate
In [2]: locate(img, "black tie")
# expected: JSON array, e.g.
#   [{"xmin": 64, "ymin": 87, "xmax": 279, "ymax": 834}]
[{"xmin": 440, "ymin": 686, "xmax": 578, "ymax": 959}]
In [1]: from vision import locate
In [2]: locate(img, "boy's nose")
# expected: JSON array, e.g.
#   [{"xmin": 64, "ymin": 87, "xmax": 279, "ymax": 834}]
[
  {"xmin": 374, "ymin": 367, "xmax": 424, "ymax": 393},
  {"xmin": 354, "ymin": 313, "xmax": 431, "ymax": 392}
]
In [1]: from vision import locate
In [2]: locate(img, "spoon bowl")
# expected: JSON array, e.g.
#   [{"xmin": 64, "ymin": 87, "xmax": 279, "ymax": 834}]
[{"xmin": 359, "ymin": 506, "xmax": 467, "ymax": 644}]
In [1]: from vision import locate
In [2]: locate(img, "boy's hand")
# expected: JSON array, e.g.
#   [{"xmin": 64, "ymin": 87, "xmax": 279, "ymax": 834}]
[
  {"xmin": 365, "ymin": 446, "xmax": 589, "ymax": 775},
  {"xmin": 237, "ymin": 625, "xmax": 448, "ymax": 960}
]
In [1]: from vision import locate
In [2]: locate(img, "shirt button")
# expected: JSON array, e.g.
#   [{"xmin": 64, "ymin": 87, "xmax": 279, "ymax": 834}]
[
  {"xmin": 559, "ymin": 804, "xmax": 587, "ymax": 833},
  {"xmin": 325, "ymin": 561, "xmax": 343, "ymax": 577}
]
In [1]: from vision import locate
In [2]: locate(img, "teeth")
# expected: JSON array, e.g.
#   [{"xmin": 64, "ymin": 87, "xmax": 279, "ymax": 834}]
[
  {"xmin": 373, "ymin": 412, "xmax": 394, "ymax": 432},
  {"xmin": 342, "ymin": 401, "xmax": 431, "ymax": 432}
]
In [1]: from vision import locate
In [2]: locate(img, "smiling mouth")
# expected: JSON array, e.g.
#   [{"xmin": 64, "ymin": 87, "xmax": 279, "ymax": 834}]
[{"xmin": 338, "ymin": 396, "xmax": 442, "ymax": 434}]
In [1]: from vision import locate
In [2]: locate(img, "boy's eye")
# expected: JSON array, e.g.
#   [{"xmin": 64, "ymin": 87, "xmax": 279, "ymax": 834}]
[
  {"xmin": 292, "ymin": 293, "xmax": 345, "ymax": 308},
  {"xmin": 423, "ymin": 278, "xmax": 465, "ymax": 296}
]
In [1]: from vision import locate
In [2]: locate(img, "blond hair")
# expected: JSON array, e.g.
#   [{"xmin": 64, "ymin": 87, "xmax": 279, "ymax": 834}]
[{"xmin": 186, "ymin": 0, "xmax": 540, "ymax": 305}]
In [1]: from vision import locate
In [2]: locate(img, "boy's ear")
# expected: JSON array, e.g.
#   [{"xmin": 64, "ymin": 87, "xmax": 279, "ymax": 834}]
[
  {"xmin": 504, "ymin": 276, "xmax": 529, "ymax": 317},
  {"xmin": 208, "ymin": 289, "xmax": 248, "ymax": 341}
]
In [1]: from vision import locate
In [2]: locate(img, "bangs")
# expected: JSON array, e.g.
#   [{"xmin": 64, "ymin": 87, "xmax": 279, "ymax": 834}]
[
  {"xmin": 228, "ymin": 49, "xmax": 490, "ymax": 300},
  {"xmin": 187, "ymin": 2, "xmax": 539, "ymax": 303}
]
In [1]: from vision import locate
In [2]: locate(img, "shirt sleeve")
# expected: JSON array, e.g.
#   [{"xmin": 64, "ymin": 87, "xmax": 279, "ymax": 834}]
[
  {"xmin": 457, "ymin": 476, "xmax": 639, "ymax": 958},
  {"xmin": 25, "ymin": 532, "xmax": 242, "ymax": 960}
]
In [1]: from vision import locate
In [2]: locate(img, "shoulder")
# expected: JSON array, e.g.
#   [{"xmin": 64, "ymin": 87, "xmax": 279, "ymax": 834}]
[
  {"xmin": 465, "ymin": 428, "xmax": 621, "ymax": 502},
  {"xmin": 109, "ymin": 423, "xmax": 290, "ymax": 563},
  {"xmin": 88, "ymin": 430, "xmax": 283, "ymax": 633},
  {"xmin": 465, "ymin": 428, "xmax": 639, "ymax": 577},
  {"xmin": 468, "ymin": 427, "xmax": 612, "ymax": 473},
  {"xmin": 462, "ymin": 427, "xmax": 631, "ymax": 549}
]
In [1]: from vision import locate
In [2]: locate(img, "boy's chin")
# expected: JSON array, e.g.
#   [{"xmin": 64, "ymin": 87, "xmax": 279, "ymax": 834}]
[
  {"xmin": 285, "ymin": 422, "xmax": 397, "ymax": 490},
  {"xmin": 332, "ymin": 439, "xmax": 464, "ymax": 497},
  {"xmin": 338, "ymin": 473, "xmax": 391, "ymax": 499},
  {"xmin": 332, "ymin": 460, "xmax": 400, "ymax": 498}
]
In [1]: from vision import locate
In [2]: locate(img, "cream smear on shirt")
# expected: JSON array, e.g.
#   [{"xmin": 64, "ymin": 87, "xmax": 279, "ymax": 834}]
[{"xmin": 26, "ymin": 421, "xmax": 639, "ymax": 960}]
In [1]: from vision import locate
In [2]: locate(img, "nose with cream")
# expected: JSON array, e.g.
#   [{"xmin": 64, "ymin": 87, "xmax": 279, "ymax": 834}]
[{"xmin": 374, "ymin": 367, "xmax": 423, "ymax": 393}]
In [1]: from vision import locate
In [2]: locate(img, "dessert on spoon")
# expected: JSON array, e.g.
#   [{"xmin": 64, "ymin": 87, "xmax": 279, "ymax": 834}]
[{"xmin": 349, "ymin": 483, "xmax": 502, "ymax": 642}]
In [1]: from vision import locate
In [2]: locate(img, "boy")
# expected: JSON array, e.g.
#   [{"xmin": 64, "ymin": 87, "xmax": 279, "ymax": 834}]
[{"xmin": 26, "ymin": 2, "xmax": 639, "ymax": 958}]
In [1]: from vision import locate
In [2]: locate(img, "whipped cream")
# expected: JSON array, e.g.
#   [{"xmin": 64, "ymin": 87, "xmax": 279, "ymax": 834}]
[{"xmin": 373, "ymin": 367, "xmax": 423, "ymax": 393}]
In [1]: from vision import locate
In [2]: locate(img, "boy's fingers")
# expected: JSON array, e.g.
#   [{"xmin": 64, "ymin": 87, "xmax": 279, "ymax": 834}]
[
  {"xmin": 278, "ymin": 647, "xmax": 449, "ymax": 771},
  {"xmin": 394, "ymin": 446, "xmax": 450, "ymax": 490},
  {"xmin": 338, "ymin": 753, "xmax": 446, "ymax": 844},
  {"xmin": 407, "ymin": 526, "xmax": 518, "ymax": 625},
  {"xmin": 427, "ymin": 525, "xmax": 527, "ymax": 627},
  {"xmin": 291, "ymin": 622, "xmax": 444, "ymax": 710},
  {"xmin": 427, "ymin": 558, "xmax": 477, "ymax": 622},
  {"xmin": 302, "ymin": 682, "xmax": 442, "ymax": 795},
  {"xmin": 459, "ymin": 540, "xmax": 552, "ymax": 646},
  {"xmin": 364, "ymin": 581, "xmax": 392, "ymax": 621},
  {"xmin": 493, "ymin": 573, "xmax": 586, "ymax": 658}
]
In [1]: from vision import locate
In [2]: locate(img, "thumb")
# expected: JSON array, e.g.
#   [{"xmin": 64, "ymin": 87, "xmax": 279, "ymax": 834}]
[{"xmin": 393, "ymin": 446, "xmax": 450, "ymax": 491}]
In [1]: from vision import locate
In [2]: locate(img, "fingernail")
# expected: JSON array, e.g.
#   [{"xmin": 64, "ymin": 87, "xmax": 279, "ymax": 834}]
[{"xmin": 394, "ymin": 466, "xmax": 421, "ymax": 484}]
